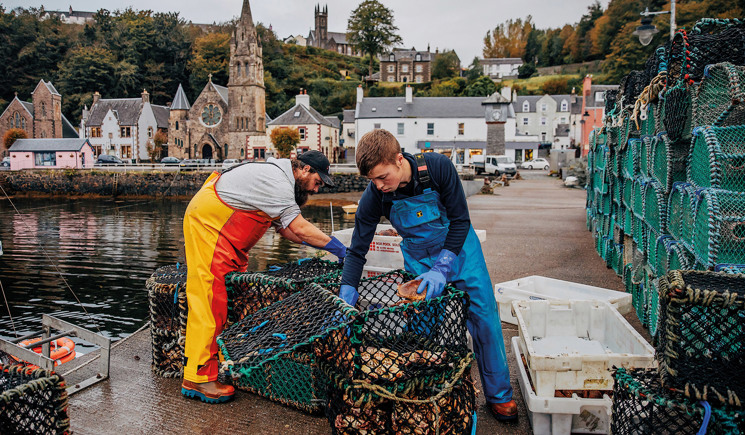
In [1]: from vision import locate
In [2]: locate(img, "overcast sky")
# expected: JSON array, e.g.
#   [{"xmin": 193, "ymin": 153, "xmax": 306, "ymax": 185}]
[{"xmin": 8, "ymin": 0, "xmax": 611, "ymax": 62}]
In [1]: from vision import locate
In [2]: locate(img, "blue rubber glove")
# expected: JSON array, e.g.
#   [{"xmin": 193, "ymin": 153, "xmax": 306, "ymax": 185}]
[
  {"xmin": 339, "ymin": 284, "xmax": 359, "ymax": 307},
  {"xmin": 416, "ymin": 249, "xmax": 457, "ymax": 300},
  {"xmin": 323, "ymin": 236, "xmax": 347, "ymax": 263}
]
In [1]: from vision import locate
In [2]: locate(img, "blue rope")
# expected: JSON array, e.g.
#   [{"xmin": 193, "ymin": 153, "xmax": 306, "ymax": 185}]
[{"xmin": 697, "ymin": 400, "xmax": 711, "ymax": 435}]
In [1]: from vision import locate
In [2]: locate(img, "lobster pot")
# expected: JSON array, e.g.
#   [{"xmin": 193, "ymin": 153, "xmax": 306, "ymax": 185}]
[
  {"xmin": 632, "ymin": 215, "xmax": 647, "ymax": 254},
  {"xmin": 598, "ymin": 191, "xmax": 613, "ymax": 216},
  {"xmin": 586, "ymin": 207, "xmax": 594, "ymax": 232},
  {"xmin": 715, "ymin": 264, "xmax": 745, "ymax": 274},
  {"xmin": 692, "ymin": 189, "xmax": 745, "ymax": 268},
  {"xmin": 649, "ymin": 234, "xmax": 672, "ymax": 277},
  {"xmin": 644, "ymin": 179, "xmax": 667, "ymax": 234},
  {"xmin": 646, "ymin": 277, "xmax": 661, "ymax": 337},
  {"xmin": 667, "ymin": 242, "xmax": 695, "ymax": 272},
  {"xmin": 593, "ymin": 145, "xmax": 608, "ymax": 175},
  {"xmin": 639, "ymin": 135, "xmax": 653, "ymax": 178},
  {"xmin": 147, "ymin": 264, "xmax": 188, "ymax": 378},
  {"xmin": 619, "ymin": 116, "xmax": 638, "ymax": 150},
  {"xmin": 592, "ymin": 168, "xmax": 609, "ymax": 197},
  {"xmin": 0, "ymin": 365, "xmax": 70, "ymax": 435},
  {"xmin": 632, "ymin": 178, "xmax": 645, "ymax": 219},
  {"xmin": 612, "ymin": 176, "xmax": 623, "ymax": 206},
  {"xmin": 680, "ymin": 186, "xmax": 700, "ymax": 252},
  {"xmin": 651, "ymin": 133, "xmax": 688, "ymax": 193},
  {"xmin": 655, "ymin": 91, "xmax": 667, "ymax": 136},
  {"xmin": 611, "ymin": 368, "xmax": 745, "ymax": 435},
  {"xmin": 693, "ymin": 62, "xmax": 745, "ymax": 127},
  {"xmin": 623, "ymin": 139, "xmax": 641, "ymax": 180},
  {"xmin": 632, "ymin": 267, "xmax": 651, "ymax": 327},
  {"xmin": 639, "ymin": 103, "xmax": 656, "ymax": 137},
  {"xmin": 676, "ymin": 22, "xmax": 745, "ymax": 84},
  {"xmin": 607, "ymin": 125, "xmax": 620, "ymax": 150},
  {"xmin": 657, "ymin": 270, "xmax": 745, "ymax": 407},
  {"xmin": 688, "ymin": 125, "xmax": 745, "ymax": 192},
  {"xmin": 622, "ymin": 174, "xmax": 633, "ymax": 208},
  {"xmin": 611, "ymin": 242, "xmax": 625, "ymax": 276},
  {"xmin": 667, "ymin": 183, "xmax": 687, "ymax": 241},
  {"xmin": 623, "ymin": 206, "xmax": 633, "ymax": 236},
  {"xmin": 611, "ymin": 145, "xmax": 623, "ymax": 178},
  {"xmin": 662, "ymin": 83, "xmax": 693, "ymax": 143}
]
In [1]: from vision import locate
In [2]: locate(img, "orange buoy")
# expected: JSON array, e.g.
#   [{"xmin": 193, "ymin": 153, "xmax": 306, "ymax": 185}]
[{"xmin": 14, "ymin": 337, "xmax": 77, "ymax": 367}]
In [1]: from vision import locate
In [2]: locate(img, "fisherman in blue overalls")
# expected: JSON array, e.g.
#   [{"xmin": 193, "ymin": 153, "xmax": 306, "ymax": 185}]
[{"xmin": 339, "ymin": 129, "xmax": 517, "ymax": 421}]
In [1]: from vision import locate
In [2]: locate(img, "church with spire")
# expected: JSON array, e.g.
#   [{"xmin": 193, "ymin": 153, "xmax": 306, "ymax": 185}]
[{"xmin": 168, "ymin": 0, "xmax": 267, "ymax": 161}]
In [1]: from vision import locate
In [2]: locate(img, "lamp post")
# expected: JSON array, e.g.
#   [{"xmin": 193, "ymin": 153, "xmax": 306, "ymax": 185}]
[{"xmin": 633, "ymin": 0, "xmax": 676, "ymax": 46}]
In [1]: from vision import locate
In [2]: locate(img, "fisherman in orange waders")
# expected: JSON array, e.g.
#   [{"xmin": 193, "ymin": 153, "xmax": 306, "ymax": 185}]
[{"xmin": 181, "ymin": 151, "xmax": 347, "ymax": 403}]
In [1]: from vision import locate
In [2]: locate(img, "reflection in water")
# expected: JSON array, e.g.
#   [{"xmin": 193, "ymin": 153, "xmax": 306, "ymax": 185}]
[{"xmin": 0, "ymin": 197, "xmax": 353, "ymax": 343}]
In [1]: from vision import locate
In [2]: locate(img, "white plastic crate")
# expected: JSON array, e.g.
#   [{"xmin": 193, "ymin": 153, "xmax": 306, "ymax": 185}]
[
  {"xmin": 332, "ymin": 224, "xmax": 486, "ymax": 269},
  {"xmin": 513, "ymin": 299, "xmax": 655, "ymax": 397},
  {"xmin": 494, "ymin": 276, "xmax": 633, "ymax": 325},
  {"xmin": 512, "ymin": 336, "xmax": 613, "ymax": 435}
]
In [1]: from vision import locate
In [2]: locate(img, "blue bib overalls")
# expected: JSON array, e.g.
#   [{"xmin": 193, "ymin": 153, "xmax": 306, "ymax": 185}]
[{"xmin": 385, "ymin": 156, "xmax": 513, "ymax": 404}]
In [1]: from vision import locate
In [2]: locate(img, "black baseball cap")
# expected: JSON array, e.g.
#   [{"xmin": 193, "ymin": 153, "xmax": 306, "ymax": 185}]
[{"xmin": 298, "ymin": 150, "xmax": 335, "ymax": 187}]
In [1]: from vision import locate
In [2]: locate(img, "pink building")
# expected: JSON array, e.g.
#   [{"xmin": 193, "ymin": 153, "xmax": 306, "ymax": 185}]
[
  {"xmin": 9, "ymin": 138, "xmax": 95, "ymax": 170},
  {"xmin": 579, "ymin": 75, "xmax": 618, "ymax": 156}
]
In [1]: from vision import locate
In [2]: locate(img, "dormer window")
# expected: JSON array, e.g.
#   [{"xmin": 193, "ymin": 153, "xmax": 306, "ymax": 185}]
[
  {"xmin": 415, "ymin": 54, "xmax": 422, "ymax": 61},
  {"xmin": 294, "ymin": 111, "xmax": 300, "ymax": 117},
  {"xmin": 389, "ymin": 54, "xmax": 395, "ymax": 62},
  {"xmin": 522, "ymin": 101, "xmax": 530, "ymax": 112},
  {"xmin": 561, "ymin": 100, "xmax": 568, "ymax": 112}
]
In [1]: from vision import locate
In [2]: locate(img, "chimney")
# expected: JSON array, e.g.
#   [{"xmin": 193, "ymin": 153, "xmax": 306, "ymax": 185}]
[
  {"xmin": 356, "ymin": 85, "xmax": 364, "ymax": 103},
  {"xmin": 92, "ymin": 91, "xmax": 100, "ymax": 105},
  {"xmin": 141, "ymin": 89, "xmax": 150, "ymax": 104},
  {"xmin": 500, "ymin": 86, "xmax": 511, "ymax": 102},
  {"xmin": 405, "ymin": 85, "xmax": 413, "ymax": 104},
  {"xmin": 296, "ymin": 90, "xmax": 310, "ymax": 108}
]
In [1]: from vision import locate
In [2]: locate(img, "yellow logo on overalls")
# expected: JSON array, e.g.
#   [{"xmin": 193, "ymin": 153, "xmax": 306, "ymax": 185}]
[{"xmin": 416, "ymin": 211, "xmax": 423, "ymax": 218}]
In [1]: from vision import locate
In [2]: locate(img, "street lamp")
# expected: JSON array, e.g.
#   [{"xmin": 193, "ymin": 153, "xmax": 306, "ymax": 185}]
[{"xmin": 633, "ymin": 1, "xmax": 676, "ymax": 46}]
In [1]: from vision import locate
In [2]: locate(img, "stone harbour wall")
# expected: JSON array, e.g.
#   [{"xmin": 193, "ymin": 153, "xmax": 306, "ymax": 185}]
[{"xmin": 0, "ymin": 170, "xmax": 369, "ymax": 197}]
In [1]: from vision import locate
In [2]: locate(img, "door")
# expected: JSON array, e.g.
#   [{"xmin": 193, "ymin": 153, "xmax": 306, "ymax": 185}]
[{"xmin": 202, "ymin": 144, "xmax": 213, "ymax": 160}]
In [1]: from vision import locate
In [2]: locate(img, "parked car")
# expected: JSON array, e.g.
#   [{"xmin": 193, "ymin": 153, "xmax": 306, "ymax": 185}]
[
  {"xmin": 472, "ymin": 155, "xmax": 517, "ymax": 176},
  {"xmin": 1, "ymin": 157, "xmax": 9, "ymax": 168},
  {"xmin": 521, "ymin": 158, "xmax": 549, "ymax": 170},
  {"xmin": 179, "ymin": 159, "xmax": 206, "ymax": 169},
  {"xmin": 221, "ymin": 159, "xmax": 241, "ymax": 170},
  {"xmin": 161, "ymin": 156, "xmax": 181, "ymax": 166},
  {"xmin": 95, "ymin": 155, "xmax": 124, "ymax": 166}
]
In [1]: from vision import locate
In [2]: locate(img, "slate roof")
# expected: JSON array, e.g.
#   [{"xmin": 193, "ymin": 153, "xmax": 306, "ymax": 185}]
[
  {"xmin": 327, "ymin": 32, "xmax": 349, "ymax": 45},
  {"xmin": 324, "ymin": 116, "xmax": 341, "ymax": 129},
  {"xmin": 416, "ymin": 140, "xmax": 486, "ymax": 149},
  {"xmin": 514, "ymin": 96, "xmax": 542, "ymax": 113},
  {"xmin": 212, "ymin": 83, "xmax": 229, "ymax": 104},
  {"xmin": 151, "ymin": 105, "xmax": 170, "ymax": 129},
  {"xmin": 357, "ymin": 97, "xmax": 485, "ymax": 119},
  {"xmin": 550, "ymin": 95, "xmax": 573, "ymax": 111},
  {"xmin": 171, "ymin": 84, "xmax": 191, "ymax": 110},
  {"xmin": 481, "ymin": 58, "xmax": 523, "ymax": 65},
  {"xmin": 268, "ymin": 104, "xmax": 334, "ymax": 127},
  {"xmin": 382, "ymin": 49, "xmax": 433, "ymax": 62},
  {"xmin": 44, "ymin": 81, "xmax": 60, "ymax": 96},
  {"xmin": 342, "ymin": 109, "xmax": 355, "ymax": 123},
  {"xmin": 61, "ymin": 114, "xmax": 77, "ymax": 138},
  {"xmin": 19, "ymin": 100, "xmax": 34, "ymax": 116},
  {"xmin": 506, "ymin": 141, "xmax": 540, "ymax": 149},
  {"xmin": 10, "ymin": 138, "xmax": 91, "ymax": 152},
  {"xmin": 87, "ymin": 98, "xmax": 142, "ymax": 127},
  {"xmin": 585, "ymin": 85, "xmax": 619, "ymax": 109}
]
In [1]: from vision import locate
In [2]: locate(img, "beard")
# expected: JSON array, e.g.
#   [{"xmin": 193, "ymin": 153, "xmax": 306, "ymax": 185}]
[{"xmin": 294, "ymin": 182, "xmax": 310, "ymax": 207}]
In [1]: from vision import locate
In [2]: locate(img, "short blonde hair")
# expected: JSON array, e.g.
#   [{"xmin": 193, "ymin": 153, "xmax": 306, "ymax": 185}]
[{"xmin": 356, "ymin": 129, "xmax": 401, "ymax": 176}]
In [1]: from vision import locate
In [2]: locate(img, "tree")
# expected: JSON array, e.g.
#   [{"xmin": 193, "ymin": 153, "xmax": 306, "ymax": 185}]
[
  {"xmin": 188, "ymin": 32, "xmax": 230, "ymax": 92},
  {"xmin": 518, "ymin": 63, "xmax": 537, "ymax": 79},
  {"xmin": 270, "ymin": 128, "xmax": 301, "ymax": 158},
  {"xmin": 148, "ymin": 130, "xmax": 168, "ymax": 161},
  {"xmin": 484, "ymin": 17, "xmax": 533, "ymax": 58},
  {"xmin": 465, "ymin": 57, "xmax": 483, "ymax": 82},
  {"xmin": 3, "ymin": 128, "xmax": 27, "ymax": 151},
  {"xmin": 541, "ymin": 77, "xmax": 570, "ymax": 94},
  {"xmin": 347, "ymin": 0, "xmax": 402, "ymax": 81},
  {"xmin": 431, "ymin": 50, "xmax": 460, "ymax": 80},
  {"xmin": 464, "ymin": 76, "xmax": 497, "ymax": 97}
]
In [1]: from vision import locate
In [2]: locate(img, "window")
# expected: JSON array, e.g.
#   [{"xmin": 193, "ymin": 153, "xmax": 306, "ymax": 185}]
[
  {"xmin": 148, "ymin": 127, "xmax": 153, "ymax": 138},
  {"xmin": 93, "ymin": 145, "xmax": 102, "ymax": 156},
  {"xmin": 41, "ymin": 102, "xmax": 46, "ymax": 117},
  {"xmin": 415, "ymin": 65, "xmax": 423, "ymax": 73},
  {"xmin": 457, "ymin": 123, "xmax": 464, "ymax": 135},
  {"xmin": 389, "ymin": 54, "xmax": 395, "ymax": 61},
  {"xmin": 541, "ymin": 117, "xmax": 547, "ymax": 126},
  {"xmin": 397, "ymin": 123, "xmax": 404, "ymax": 135},
  {"xmin": 415, "ymin": 75, "xmax": 423, "ymax": 83},
  {"xmin": 387, "ymin": 65, "xmax": 395, "ymax": 73},
  {"xmin": 595, "ymin": 91, "xmax": 605, "ymax": 101},
  {"xmin": 515, "ymin": 149, "xmax": 523, "ymax": 163},
  {"xmin": 427, "ymin": 123, "xmax": 434, "ymax": 135},
  {"xmin": 522, "ymin": 101, "xmax": 530, "ymax": 112},
  {"xmin": 298, "ymin": 127, "xmax": 306, "ymax": 140},
  {"xmin": 402, "ymin": 76, "xmax": 408, "ymax": 83},
  {"xmin": 120, "ymin": 126, "xmax": 131, "ymax": 137},
  {"xmin": 561, "ymin": 117, "xmax": 567, "ymax": 123},
  {"xmin": 387, "ymin": 76, "xmax": 395, "ymax": 82},
  {"xmin": 175, "ymin": 121, "xmax": 179, "ymax": 131},
  {"xmin": 253, "ymin": 148, "xmax": 266, "ymax": 160},
  {"xmin": 401, "ymin": 64, "xmax": 409, "ymax": 73},
  {"xmin": 90, "ymin": 127, "xmax": 102, "ymax": 138},
  {"xmin": 415, "ymin": 54, "xmax": 422, "ymax": 61},
  {"xmin": 121, "ymin": 145, "xmax": 132, "ymax": 159},
  {"xmin": 34, "ymin": 152, "xmax": 56, "ymax": 166},
  {"xmin": 522, "ymin": 117, "xmax": 529, "ymax": 125},
  {"xmin": 237, "ymin": 62, "xmax": 241, "ymax": 76},
  {"xmin": 561, "ymin": 100, "xmax": 568, "ymax": 112},
  {"xmin": 540, "ymin": 103, "xmax": 548, "ymax": 112},
  {"xmin": 374, "ymin": 123, "xmax": 381, "ymax": 129}
]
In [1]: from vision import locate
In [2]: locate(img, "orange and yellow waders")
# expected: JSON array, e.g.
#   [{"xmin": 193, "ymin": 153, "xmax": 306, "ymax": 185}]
[{"xmin": 182, "ymin": 172, "xmax": 275, "ymax": 383}]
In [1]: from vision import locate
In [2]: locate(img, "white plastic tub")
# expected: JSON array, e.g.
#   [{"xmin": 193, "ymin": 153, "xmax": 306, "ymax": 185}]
[
  {"xmin": 512, "ymin": 336, "xmax": 613, "ymax": 435},
  {"xmin": 332, "ymin": 224, "xmax": 486, "ymax": 269},
  {"xmin": 513, "ymin": 299, "xmax": 655, "ymax": 397},
  {"xmin": 494, "ymin": 276, "xmax": 633, "ymax": 325}
]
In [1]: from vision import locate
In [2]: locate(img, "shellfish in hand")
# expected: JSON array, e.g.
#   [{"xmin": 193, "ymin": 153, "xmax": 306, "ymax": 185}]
[{"xmin": 397, "ymin": 279, "xmax": 425, "ymax": 302}]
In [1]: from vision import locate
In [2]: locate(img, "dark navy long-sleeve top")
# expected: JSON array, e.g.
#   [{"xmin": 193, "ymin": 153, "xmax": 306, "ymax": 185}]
[{"xmin": 341, "ymin": 152, "xmax": 471, "ymax": 288}]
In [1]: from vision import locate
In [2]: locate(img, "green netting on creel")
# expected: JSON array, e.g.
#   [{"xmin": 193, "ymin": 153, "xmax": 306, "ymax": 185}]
[
  {"xmin": 647, "ymin": 276, "xmax": 661, "ymax": 337},
  {"xmin": 611, "ymin": 146, "xmax": 622, "ymax": 178},
  {"xmin": 688, "ymin": 126, "xmax": 745, "ymax": 192},
  {"xmin": 599, "ymin": 191, "xmax": 613, "ymax": 216},
  {"xmin": 586, "ymin": 208, "xmax": 594, "ymax": 232},
  {"xmin": 693, "ymin": 63, "xmax": 745, "ymax": 128},
  {"xmin": 633, "ymin": 266, "xmax": 651, "ymax": 327},
  {"xmin": 655, "ymin": 90, "xmax": 667, "ymax": 137},
  {"xmin": 647, "ymin": 226, "xmax": 660, "ymax": 271},
  {"xmin": 624, "ymin": 206, "xmax": 633, "ymax": 236},
  {"xmin": 668, "ymin": 242, "xmax": 695, "ymax": 273},
  {"xmin": 620, "ymin": 116, "xmax": 639, "ymax": 152},
  {"xmin": 632, "ymin": 216, "xmax": 647, "ymax": 254},
  {"xmin": 652, "ymin": 235, "xmax": 675, "ymax": 277},
  {"xmin": 0, "ymin": 364, "xmax": 70, "ymax": 435},
  {"xmin": 657, "ymin": 270, "xmax": 745, "ymax": 407},
  {"xmin": 644, "ymin": 179, "xmax": 667, "ymax": 234},
  {"xmin": 622, "ymin": 175, "xmax": 633, "ymax": 208},
  {"xmin": 692, "ymin": 189, "xmax": 745, "ymax": 268},
  {"xmin": 225, "ymin": 258, "xmax": 342, "ymax": 326},
  {"xmin": 146, "ymin": 263, "xmax": 188, "ymax": 378},
  {"xmin": 632, "ymin": 177, "xmax": 646, "ymax": 219},
  {"xmin": 622, "ymin": 138, "xmax": 641, "ymax": 180},
  {"xmin": 607, "ymin": 125, "xmax": 621, "ymax": 150},
  {"xmin": 593, "ymin": 145, "xmax": 608, "ymax": 173},
  {"xmin": 611, "ymin": 368, "xmax": 745, "ymax": 435},
  {"xmin": 662, "ymin": 83, "xmax": 693, "ymax": 143},
  {"xmin": 640, "ymin": 104, "xmax": 656, "ymax": 137},
  {"xmin": 668, "ymin": 183, "xmax": 689, "ymax": 241},
  {"xmin": 715, "ymin": 264, "xmax": 745, "ymax": 274},
  {"xmin": 319, "ymin": 357, "xmax": 476, "ymax": 435},
  {"xmin": 640, "ymin": 135, "xmax": 653, "ymax": 178},
  {"xmin": 652, "ymin": 133, "xmax": 688, "ymax": 194},
  {"xmin": 612, "ymin": 242, "xmax": 625, "ymax": 276},
  {"xmin": 680, "ymin": 186, "xmax": 700, "ymax": 252},
  {"xmin": 612, "ymin": 177, "xmax": 623, "ymax": 206}
]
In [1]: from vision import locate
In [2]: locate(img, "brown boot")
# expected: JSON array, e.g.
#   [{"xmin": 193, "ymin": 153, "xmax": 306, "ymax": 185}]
[
  {"xmin": 489, "ymin": 400, "xmax": 518, "ymax": 422},
  {"xmin": 181, "ymin": 380, "xmax": 235, "ymax": 404}
]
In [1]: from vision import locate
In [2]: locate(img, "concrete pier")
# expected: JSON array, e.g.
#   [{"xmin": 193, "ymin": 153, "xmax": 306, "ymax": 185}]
[{"xmin": 68, "ymin": 173, "xmax": 645, "ymax": 434}]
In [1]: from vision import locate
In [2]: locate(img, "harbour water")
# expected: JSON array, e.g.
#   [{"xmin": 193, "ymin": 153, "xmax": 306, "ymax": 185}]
[{"xmin": 0, "ymin": 196, "xmax": 353, "ymax": 346}]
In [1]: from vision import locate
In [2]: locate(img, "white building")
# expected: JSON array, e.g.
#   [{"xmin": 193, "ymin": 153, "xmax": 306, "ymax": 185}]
[
  {"xmin": 480, "ymin": 58, "xmax": 523, "ymax": 80},
  {"xmin": 80, "ymin": 90, "xmax": 170, "ymax": 162},
  {"xmin": 41, "ymin": 6, "xmax": 95, "ymax": 25},
  {"xmin": 513, "ymin": 94, "xmax": 573, "ymax": 145}
]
